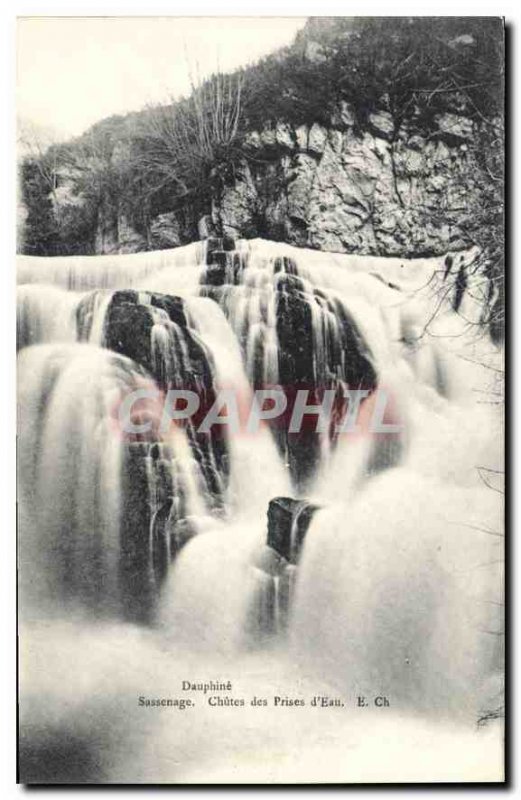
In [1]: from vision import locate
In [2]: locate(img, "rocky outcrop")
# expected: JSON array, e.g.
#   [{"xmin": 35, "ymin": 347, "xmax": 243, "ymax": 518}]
[
  {"xmin": 35, "ymin": 99, "xmax": 480, "ymax": 261},
  {"xmin": 79, "ymin": 287, "xmax": 234, "ymax": 619},
  {"xmin": 149, "ymin": 212, "xmax": 182, "ymax": 250},
  {"xmin": 248, "ymin": 497, "xmax": 320, "ymax": 638},
  {"xmin": 77, "ymin": 289, "xmax": 229, "ymax": 511},
  {"xmin": 119, "ymin": 441, "xmax": 197, "ymax": 622},
  {"xmin": 19, "ymin": 17, "xmax": 501, "ymax": 264},
  {"xmin": 215, "ymin": 115, "xmax": 476, "ymax": 257},
  {"xmin": 267, "ymin": 497, "xmax": 320, "ymax": 563},
  {"xmin": 275, "ymin": 272, "xmax": 377, "ymax": 488},
  {"xmin": 103, "ymin": 290, "xmax": 230, "ymax": 506},
  {"xmin": 200, "ymin": 239, "xmax": 378, "ymax": 490}
]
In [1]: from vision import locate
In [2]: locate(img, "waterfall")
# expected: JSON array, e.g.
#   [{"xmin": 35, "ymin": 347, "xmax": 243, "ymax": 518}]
[
  {"xmin": 199, "ymin": 239, "xmax": 383, "ymax": 489},
  {"xmin": 18, "ymin": 344, "xmax": 138, "ymax": 618},
  {"xmin": 17, "ymin": 241, "xmax": 205, "ymax": 292},
  {"xmin": 17, "ymin": 237, "xmax": 503, "ymax": 781},
  {"xmin": 17, "ymin": 284, "xmax": 79, "ymax": 349}
]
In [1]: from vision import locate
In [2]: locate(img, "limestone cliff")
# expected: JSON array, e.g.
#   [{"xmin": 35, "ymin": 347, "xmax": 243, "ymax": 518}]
[
  {"xmin": 213, "ymin": 111, "xmax": 477, "ymax": 257},
  {"xmin": 19, "ymin": 17, "xmax": 503, "ymax": 262}
]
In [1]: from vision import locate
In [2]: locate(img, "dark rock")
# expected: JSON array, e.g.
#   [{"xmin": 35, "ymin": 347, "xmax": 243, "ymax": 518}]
[
  {"xmin": 151, "ymin": 498, "xmax": 174, "ymax": 584},
  {"xmin": 203, "ymin": 263, "xmax": 226, "ymax": 287},
  {"xmin": 273, "ymin": 256, "xmax": 298, "ymax": 275},
  {"xmin": 149, "ymin": 293, "xmax": 187, "ymax": 327},
  {"xmin": 205, "ymin": 236, "xmax": 221, "ymax": 252},
  {"xmin": 207, "ymin": 250, "xmax": 228, "ymax": 268},
  {"xmin": 170, "ymin": 518, "xmax": 198, "ymax": 554},
  {"xmin": 267, "ymin": 497, "xmax": 320, "ymax": 564},
  {"xmin": 120, "ymin": 441, "xmax": 205, "ymax": 621},
  {"xmin": 105, "ymin": 301, "xmax": 155, "ymax": 374},
  {"xmin": 200, "ymin": 247, "xmax": 245, "ymax": 287},
  {"xmin": 443, "ymin": 254, "xmax": 454, "ymax": 280},
  {"xmin": 101, "ymin": 289, "xmax": 230, "ymax": 510},
  {"xmin": 119, "ymin": 442, "xmax": 158, "ymax": 623},
  {"xmin": 247, "ymin": 497, "xmax": 319, "ymax": 641},
  {"xmin": 222, "ymin": 235, "xmax": 236, "ymax": 251},
  {"xmin": 76, "ymin": 289, "xmax": 101, "ymax": 341},
  {"xmin": 149, "ymin": 442, "xmax": 162, "ymax": 461},
  {"xmin": 275, "ymin": 272, "xmax": 306, "ymax": 294},
  {"xmin": 232, "ymin": 251, "xmax": 245, "ymax": 282},
  {"xmin": 110, "ymin": 289, "xmax": 138, "ymax": 304},
  {"xmin": 453, "ymin": 263, "xmax": 467, "ymax": 312},
  {"xmin": 274, "ymin": 277, "xmax": 377, "ymax": 489}
]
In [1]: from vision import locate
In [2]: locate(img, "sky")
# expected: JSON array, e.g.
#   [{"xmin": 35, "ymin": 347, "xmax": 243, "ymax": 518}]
[{"xmin": 16, "ymin": 16, "xmax": 307, "ymax": 141}]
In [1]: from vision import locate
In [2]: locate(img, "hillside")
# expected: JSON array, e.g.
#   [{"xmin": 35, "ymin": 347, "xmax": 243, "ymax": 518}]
[{"xmin": 19, "ymin": 17, "xmax": 503, "ymax": 278}]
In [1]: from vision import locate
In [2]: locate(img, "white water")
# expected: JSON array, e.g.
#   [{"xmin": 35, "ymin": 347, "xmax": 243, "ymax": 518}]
[
  {"xmin": 17, "ymin": 239, "xmax": 504, "ymax": 782},
  {"xmin": 17, "ymin": 284, "xmax": 79, "ymax": 348},
  {"xmin": 17, "ymin": 344, "xmax": 136, "ymax": 618},
  {"xmin": 17, "ymin": 241, "xmax": 204, "ymax": 292}
]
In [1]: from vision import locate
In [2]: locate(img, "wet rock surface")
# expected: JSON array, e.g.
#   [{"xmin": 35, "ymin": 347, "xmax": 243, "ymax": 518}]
[
  {"xmin": 275, "ymin": 272, "xmax": 377, "ymax": 489},
  {"xmin": 78, "ymin": 288, "xmax": 230, "ymax": 511},
  {"xmin": 120, "ymin": 442, "xmax": 198, "ymax": 622},
  {"xmin": 74, "ymin": 240, "xmax": 379, "ymax": 613},
  {"xmin": 267, "ymin": 497, "xmax": 320, "ymax": 564},
  {"xmin": 78, "ymin": 287, "xmax": 233, "ymax": 616},
  {"xmin": 248, "ymin": 496, "xmax": 321, "ymax": 639},
  {"xmin": 199, "ymin": 238, "xmax": 378, "ymax": 490}
]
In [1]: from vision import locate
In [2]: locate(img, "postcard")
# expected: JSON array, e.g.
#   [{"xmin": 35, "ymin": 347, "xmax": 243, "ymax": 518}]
[{"xmin": 16, "ymin": 16, "xmax": 505, "ymax": 784}]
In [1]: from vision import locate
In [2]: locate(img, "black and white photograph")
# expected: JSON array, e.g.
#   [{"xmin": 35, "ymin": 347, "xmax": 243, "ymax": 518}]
[{"xmin": 12, "ymin": 12, "xmax": 506, "ymax": 785}]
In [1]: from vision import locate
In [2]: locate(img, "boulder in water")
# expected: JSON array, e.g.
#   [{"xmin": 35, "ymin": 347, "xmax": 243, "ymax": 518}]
[
  {"xmin": 86, "ymin": 288, "xmax": 231, "ymax": 509},
  {"xmin": 105, "ymin": 299, "xmax": 156, "ymax": 374},
  {"xmin": 274, "ymin": 276, "xmax": 378, "ymax": 490},
  {"xmin": 247, "ymin": 495, "xmax": 317, "ymax": 642},
  {"xmin": 267, "ymin": 497, "xmax": 320, "ymax": 564},
  {"xmin": 198, "ymin": 237, "xmax": 379, "ymax": 491},
  {"xmin": 120, "ymin": 441, "xmax": 202, "ymax": 622}
]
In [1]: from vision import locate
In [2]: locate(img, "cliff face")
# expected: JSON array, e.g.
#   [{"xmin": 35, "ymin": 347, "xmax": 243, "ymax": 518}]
[
  {"xmin": 19, "ymin": 17, "xmax": 503, "ymax": 261},
  {"xmin": 214, "ymin": 111, "xmax": 476, "ymax": 257},
  {"xmin": 50, "ymin": 107, "xmax": 475, "ymax": 259}
]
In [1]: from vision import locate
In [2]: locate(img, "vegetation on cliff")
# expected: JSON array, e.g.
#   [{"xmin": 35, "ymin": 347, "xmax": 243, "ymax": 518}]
[{"xmin": 18, "ymin": 16, "xmax": 504, "ymax": 337}]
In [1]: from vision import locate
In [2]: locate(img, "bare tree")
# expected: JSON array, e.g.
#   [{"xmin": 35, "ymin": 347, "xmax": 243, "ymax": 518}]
[
  {"xmin": 17, "ymin": 118, "xmax": 62, "ymax": 203},
  {"xmin": 131, "ymin": 68, "xmax": 243, "ymax": 223}
]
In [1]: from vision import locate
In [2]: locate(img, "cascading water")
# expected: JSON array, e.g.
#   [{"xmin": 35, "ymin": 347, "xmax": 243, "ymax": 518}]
[
  {"xmin": 17, "ymin": 237, "xmax": 503, "ymax": 782},
  {"xmin": 199, "ymin": 240, "xmax": 380, "ymax": 489},
  {"xmin": 17, "ymin": 284, "xmax": 79, "ymax": 349},
  {"xmin": 17, "ymin": 241, "xmax": 205, "ymax": 292},
  {"xmin": 17, "ymin": 343, "xmax": 143, "ymax": 618}
]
